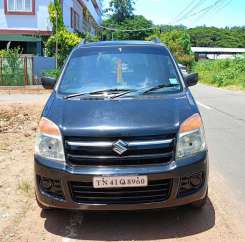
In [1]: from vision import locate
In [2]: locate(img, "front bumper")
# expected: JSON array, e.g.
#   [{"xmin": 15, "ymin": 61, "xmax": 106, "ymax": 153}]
[{"xmin": 35, "ymin": 151, "xmax": 208, "ymax": 211}]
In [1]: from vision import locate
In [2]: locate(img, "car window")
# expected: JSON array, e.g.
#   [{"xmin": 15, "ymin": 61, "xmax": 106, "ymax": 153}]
[{"xmin": 58, "ymin": 46, "xmax": 182, "ymax": 95}]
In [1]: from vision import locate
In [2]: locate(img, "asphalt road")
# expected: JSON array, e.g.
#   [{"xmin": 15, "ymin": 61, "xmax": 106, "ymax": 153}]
[{"xmin": 191, "ymin": 84, "xmax": 245, "ymax": 212}]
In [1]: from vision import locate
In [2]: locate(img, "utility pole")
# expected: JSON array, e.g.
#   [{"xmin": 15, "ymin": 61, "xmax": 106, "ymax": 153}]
[{"xmin": 55, "ymin": 10, "xmax": 58, "ymax": 69}]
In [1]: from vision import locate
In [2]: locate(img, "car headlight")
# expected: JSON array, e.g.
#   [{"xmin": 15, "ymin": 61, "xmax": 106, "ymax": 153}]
[
  {"xmin": 176, "ymin": 113, "xmax": 206, "ymax": 159},
  {"xmin": 35, "ymin": 117, "xmax": 65, "ymax": 163}
]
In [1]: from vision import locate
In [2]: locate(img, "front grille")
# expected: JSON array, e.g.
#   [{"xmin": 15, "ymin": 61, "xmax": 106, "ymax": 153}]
[
  {"xmin": 69, "ymin": 179, "xmax": 172, "ymax": 204},
  {"xmin": 64, "ymin": 134, "xmax": 176, "ymax": 166}
]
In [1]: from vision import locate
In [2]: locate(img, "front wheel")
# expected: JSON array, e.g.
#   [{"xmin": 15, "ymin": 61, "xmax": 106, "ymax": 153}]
[{"xmin": 191, "ymin": 188, "xmax": 208, "ymax": 208}]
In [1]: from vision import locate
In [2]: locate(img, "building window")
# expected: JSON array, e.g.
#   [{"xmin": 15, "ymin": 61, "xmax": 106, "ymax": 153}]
[
  {"xmin": 4, "ymin": 0, "xmax": 35, "ymax": 15},
  {"xmin": 71, "ymin": 8, "xmax": 80, "ymax": 32}
]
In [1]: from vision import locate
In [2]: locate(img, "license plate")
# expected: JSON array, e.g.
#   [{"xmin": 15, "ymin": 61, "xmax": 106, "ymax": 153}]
[{"xmin": 93, "ymin": 176, "xmax": 148, "ymax": 189}]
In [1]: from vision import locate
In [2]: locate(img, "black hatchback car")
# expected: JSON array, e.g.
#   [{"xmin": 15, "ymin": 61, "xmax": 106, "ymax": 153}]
[{"xmin": 35, "ymin": 40, "xmax": 208, "ymax": 211}]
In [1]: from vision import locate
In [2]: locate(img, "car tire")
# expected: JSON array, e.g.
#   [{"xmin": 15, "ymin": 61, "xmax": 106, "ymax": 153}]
[{"xmin": 191, "ymin": 188, "xmax": 208, "ymax": 209}]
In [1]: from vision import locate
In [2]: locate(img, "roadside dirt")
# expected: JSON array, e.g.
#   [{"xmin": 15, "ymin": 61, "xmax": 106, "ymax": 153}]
[
  {"xmin": 0, "ymin": 101, "xmax": 245, "ymax": 242},
  {"xmin": 0, "ymin": 102, "xmax": 43, "ymax": 241},
  {"xmin": 0, "ymin": 86, "xmax": 50, "ymax": 94}
]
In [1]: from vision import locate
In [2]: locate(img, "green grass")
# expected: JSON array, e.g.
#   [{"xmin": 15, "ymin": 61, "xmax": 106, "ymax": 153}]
[
  {"xmin": 18, "ymin": 179, "xmax": 33, "ymax": 196},
  {"xmin": 193, "ymin": 57, "xmax": 245, "ymax": 89}
]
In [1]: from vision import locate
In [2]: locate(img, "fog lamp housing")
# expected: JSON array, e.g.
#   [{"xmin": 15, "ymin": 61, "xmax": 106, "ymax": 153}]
[{"xmin": 190, "ymin": 174, "xmax": 202, "ymax": 187}]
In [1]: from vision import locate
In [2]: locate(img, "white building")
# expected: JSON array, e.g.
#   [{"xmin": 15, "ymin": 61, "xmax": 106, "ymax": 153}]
[
  {"xmin": 63, "ymin": 0, "xmax": 102, "ymax": 35},
  {"xmin": 0, "ymin": 0, "xmax": 102, "ymax": 55},
  {"xmin": 191, "ymin": 47, "xmax": 245, "ymax": 60}
]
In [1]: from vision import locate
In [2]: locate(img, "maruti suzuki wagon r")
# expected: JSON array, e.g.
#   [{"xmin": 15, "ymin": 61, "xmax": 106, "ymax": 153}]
[{"xmin": 35, "ymin": 40, "xmax": 208, "ymax": 211}]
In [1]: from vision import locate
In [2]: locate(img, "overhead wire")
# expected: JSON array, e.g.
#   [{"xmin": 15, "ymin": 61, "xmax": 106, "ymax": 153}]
[
  {"xmin": 170, "ymin": 0, "xmax": 209, "ymax": 24},
  {"xmin": 171, "ymin": 0, "xmax": 199, "ymax": 22},
  {"xmin": 189, "ymin": 0, "xmax": 233, "ymax": 27},
  {"xmin": 169, "ymin": 0, "xmax": 227, "ymax": 24}
]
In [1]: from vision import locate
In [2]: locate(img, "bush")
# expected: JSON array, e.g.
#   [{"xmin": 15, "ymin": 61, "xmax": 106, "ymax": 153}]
[
  {"xmin": 0, "ymin": 47, "xmax": 24, "ymax": 86},
  {"xmin": 45, "ymin": 29, "xmax": 81, "ymax": 67},
  {"xmin": 5, "ymin": 47, "xmax": 22, "ymax": 73},
  {"xmin": 0, "ymin": 49, "xmax": 7, "ymax": 57},
  {"xmin": 42, "ymin": 69, "xmax": 61, "ymax": 79},
  {"xmin": 193, "ymin": 57, "xmax": 245, "ymax": 88}
]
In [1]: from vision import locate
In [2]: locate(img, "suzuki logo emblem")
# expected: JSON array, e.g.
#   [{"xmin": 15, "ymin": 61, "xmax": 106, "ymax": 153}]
[{"xmin": 113, "ymin": 140, "xmax": 128, "ymax": 155}]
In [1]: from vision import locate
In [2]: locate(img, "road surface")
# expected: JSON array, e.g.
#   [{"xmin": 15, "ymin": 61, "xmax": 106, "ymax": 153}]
[
  {"xmin": 192, "ymin": 84, "xmax": 245, "ymax": 214},
  {"xmin": 1, "ymin": 84, "xmax": 245, "ymax": 242}
]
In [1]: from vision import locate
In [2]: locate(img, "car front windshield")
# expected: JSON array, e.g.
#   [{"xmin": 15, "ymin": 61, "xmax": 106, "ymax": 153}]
[{"xmin": 58, "ymin": 46, "xmax": 182, "ymax": 95}]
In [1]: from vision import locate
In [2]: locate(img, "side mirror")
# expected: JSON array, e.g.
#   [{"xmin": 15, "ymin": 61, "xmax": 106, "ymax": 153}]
[
  {"xmin": 184, "ymin": 73, "xmax": 198, "ymax": 87},
  {"xmin": 41, "ymin": 76, "xmax": 57, "ymax": 89}
]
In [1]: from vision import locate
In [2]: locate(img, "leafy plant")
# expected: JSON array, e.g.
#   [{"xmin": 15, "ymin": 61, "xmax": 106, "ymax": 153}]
[
  {"xmin": 0, "ymin": 49, "xmax": 7, "ymax": 57},
  {"xmin": 46, "ymin": 0, "xmax": 100, "ymax": 68},
  {"xmin": 102, "ymin": 15, "xmax": 154, "ymax": 41},
  {"xmin": 48, "ymin": 0, "xmax": 64, "ymax": 33},
  {"xmin": 5, "ymin": 47, "xmax": 22, "ymax": 74},
  {"xmin": 0, "ymin": 47, "xmax": 23, "ymax": 85},
  {"xmin": 193, "ymin": 57, "xmax": 245, "ymax": 88},
  {"xmin": 46, "ymin": 29, "xmax": 81, "ymax": 67},
  {"xmin": 42, "ymin": 69, "xmax": 61, "ymax": 79}
]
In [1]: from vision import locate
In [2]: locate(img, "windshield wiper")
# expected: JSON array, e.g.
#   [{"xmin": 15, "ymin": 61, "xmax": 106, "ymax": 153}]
[
  {"xmin": 64, "ymin": 84, "xmax": 180, "ymax": 100},
  {"xmin": 111, "ymin": 83, "xmax": 180, "ymax": 99},
  {"xmin": 110, "ymin": 89, "xmax": 137, "ymax": 99},
  {"xmin": 64, "ymin": 88, "xmax": 133, "ymax": 99},
  {"xmin": 140, "ymin": 83, "xmax": 180, "ymax": 95}
]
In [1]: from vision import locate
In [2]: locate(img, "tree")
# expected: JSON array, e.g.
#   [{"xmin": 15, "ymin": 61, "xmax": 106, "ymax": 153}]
[
  {"xmin": 156, "ymin": 25, "xmax": 187, "ymax": 34},
  {"xmin": 106, "ymin": 0, "xmax": 135, "ymax": 23},
  {"xmin": 48, "ymin": 0, "xmax": 64, "ymax": 33},
  {"xmin": 102, "ymin": 15, "xmax": 153, "ymax": 40},
  {"xmin": 188, "ymin": 26, "xmax": 245, "ymax": 48},
  {"xmin": 147, "ymin": 30, "xmax": 194, "ymax": 68}
]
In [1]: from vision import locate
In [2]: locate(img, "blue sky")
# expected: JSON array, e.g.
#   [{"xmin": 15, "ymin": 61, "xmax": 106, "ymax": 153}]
[{"xmin": 104, "ymin": 0, "xmax": 245, "ymax": 27}]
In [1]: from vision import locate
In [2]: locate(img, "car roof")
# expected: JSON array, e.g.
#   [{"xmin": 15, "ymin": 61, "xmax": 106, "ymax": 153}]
[{"xmin": 77, "ymin": 40, "xmax": 166, "ymax": 49}]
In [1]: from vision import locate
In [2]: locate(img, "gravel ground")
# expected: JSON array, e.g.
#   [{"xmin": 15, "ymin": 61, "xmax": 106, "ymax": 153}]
[{"xmin": 0, "ymin": 97, "xmax": 245, "ymax": 242}]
